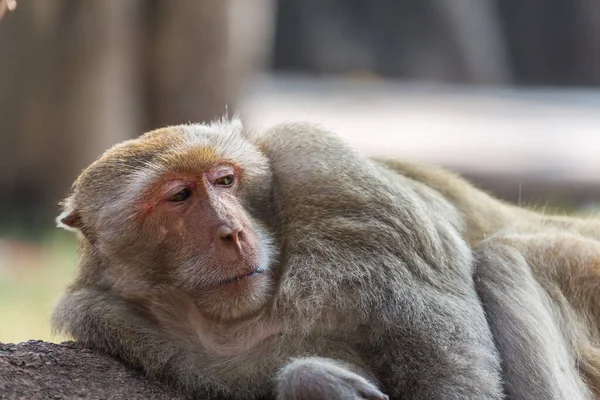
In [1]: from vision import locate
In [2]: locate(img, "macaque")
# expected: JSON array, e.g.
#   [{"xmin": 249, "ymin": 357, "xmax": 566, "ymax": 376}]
[{"xmin": 53, "ymin": 118, "xmax": 600, "ymax": 400}]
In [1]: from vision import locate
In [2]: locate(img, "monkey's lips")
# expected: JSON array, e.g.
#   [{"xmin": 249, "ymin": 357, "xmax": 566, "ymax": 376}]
[{"xmin": 218, "ymin": 267, "xmax": 265, "ymax": 286}]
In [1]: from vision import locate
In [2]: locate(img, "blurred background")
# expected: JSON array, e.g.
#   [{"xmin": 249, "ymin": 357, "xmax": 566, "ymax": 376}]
[{"xmin": 0, "ymin": 0, "xmax": 599, "ymax": 342}]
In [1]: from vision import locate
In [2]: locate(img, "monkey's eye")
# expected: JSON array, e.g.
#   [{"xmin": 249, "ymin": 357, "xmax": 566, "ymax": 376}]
[
  {"xmin": 168, "ymin": 188, "xmax": 191, "ymax": 202},
  {"xmin": 214, "ymin": 175, "xmax": 235, "ymax": 187}
]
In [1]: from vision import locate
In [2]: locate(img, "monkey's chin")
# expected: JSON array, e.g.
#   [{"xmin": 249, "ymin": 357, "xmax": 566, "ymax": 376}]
[{"xmin": 198, "ymin": 269, "xmax": 272, "ymax": 321}]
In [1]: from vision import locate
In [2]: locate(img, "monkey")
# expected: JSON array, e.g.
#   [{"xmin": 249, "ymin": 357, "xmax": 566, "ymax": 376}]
[
  {"xmin": 52, "ymin": 118, "xmax": 503, "ymax": 399},
  {"xmin": 51, "ymin": 117, "xmax": 600, "ymax": 399}
]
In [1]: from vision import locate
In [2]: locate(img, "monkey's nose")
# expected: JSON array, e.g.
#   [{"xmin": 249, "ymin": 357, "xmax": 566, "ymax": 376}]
[{"xmin": 217, "ymin": 224, "xmax": 243, "ymax": 251}]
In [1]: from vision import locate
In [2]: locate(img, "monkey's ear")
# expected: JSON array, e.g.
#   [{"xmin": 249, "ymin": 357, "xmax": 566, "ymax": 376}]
[{"xmin": 56, "ymin": 198, "xmax": 82, "ymax": 232}]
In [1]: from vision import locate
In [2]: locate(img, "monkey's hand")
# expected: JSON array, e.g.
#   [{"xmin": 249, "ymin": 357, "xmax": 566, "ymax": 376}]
[{"xmin": 276, "ymin": 357, "xmax": 388, "ymax": 400}]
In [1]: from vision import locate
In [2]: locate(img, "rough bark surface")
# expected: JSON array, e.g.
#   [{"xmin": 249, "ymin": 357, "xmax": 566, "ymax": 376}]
[{"xmin": 0, "ymin": 340, "xmax": 186, "ymax": 399}]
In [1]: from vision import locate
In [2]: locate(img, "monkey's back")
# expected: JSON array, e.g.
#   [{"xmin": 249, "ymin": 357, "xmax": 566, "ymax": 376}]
[{"xmin": 376, "ymin": 155, "xmax": 600, "ymax": 397}]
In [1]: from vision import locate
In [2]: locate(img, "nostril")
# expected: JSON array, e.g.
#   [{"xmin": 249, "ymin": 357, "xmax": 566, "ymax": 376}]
[
  {"xmin": 217, "ymin": 225, "xmax": 234, "ymax": 240},
  {"xmin": 217, "ymin": 225, "xmax": 243, "ymax": 250}
]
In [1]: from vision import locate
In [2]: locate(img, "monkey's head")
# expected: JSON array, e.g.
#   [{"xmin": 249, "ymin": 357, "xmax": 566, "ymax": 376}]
[{"xmin": 57, "ymin": 118, "xmax": 277, "ymax": 321}]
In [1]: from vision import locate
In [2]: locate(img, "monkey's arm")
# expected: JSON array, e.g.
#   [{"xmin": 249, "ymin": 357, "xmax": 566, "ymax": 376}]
[
  {"xmin": 52, "ymin": 288, "xmax": 251, "ymax": 399},
  {"xmin": 55, "ymin": 287, "xmax": 385, "ymax": 399},
  {"xmin": 474, "ymin": 233, "xmax": 598, "ymax": 400}
]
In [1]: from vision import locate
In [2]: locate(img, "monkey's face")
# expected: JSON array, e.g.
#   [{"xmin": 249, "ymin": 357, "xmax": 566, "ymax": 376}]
[
  {"xmin": 58, "ymin": 120, "xmax": 277, "ymax": 322},
  {"xmin": 136, "ymin": 163, "xmax": 276, "ymax": 321}
]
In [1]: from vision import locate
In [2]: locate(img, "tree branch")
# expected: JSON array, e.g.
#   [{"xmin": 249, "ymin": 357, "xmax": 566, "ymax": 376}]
[{"xmin": 0, "ymin": 341, "xmax": 186, "ymax": 399}]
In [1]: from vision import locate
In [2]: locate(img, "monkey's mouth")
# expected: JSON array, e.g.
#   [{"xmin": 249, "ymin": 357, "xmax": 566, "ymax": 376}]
[{"xmin": 218, "ymin": 267, "xmax": 265, "ymax": 286}]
